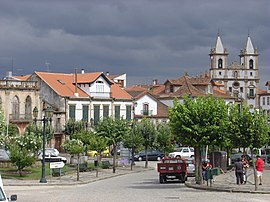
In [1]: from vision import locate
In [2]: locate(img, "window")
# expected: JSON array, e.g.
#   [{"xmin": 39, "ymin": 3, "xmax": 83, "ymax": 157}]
[
  {"xmin": 115, "ymin": 105, "xmax": 120, "ymax": 119},
  {"xmin": 249, "ymin": 59, "xmax": 254, "ymax": 69},
  {"xmin": 250, "ymin": 72, "xmax": 253, "ymax": 76},
  {"xmin": 69, "ymin": 105, "xmax": 76, "ymax": 119},
  {"xmin": 96, "ymin": 80, "xmax": 104, "ymax": 92},
  {"xmin": 82, "ymin": 105, "xmax": 89, "ymax": 121},
  {"xmin": 103, "ymin": 105, "xmax": 109, "ymax": 118},
  {"xmin": 143, "ymin": 103, "xmax": 149, "ymax": 115},
  {"xmin": 25, "ymin": 96, "xmax": 32, "ymax": 119},
  {"xmin": 94, "ymin": 105, "xmax": 100, "ymax": 125},
  {"xmin": 170, "ymin": 85, "xmax": 174, "ymax": 93},
  {"xmin": 219, "ymin": 71, "xmax": 222, "ymax": 76},
  {"xmin": 218, "ymin": 59, "xmax": 223, "ymax": 68},
  {"xmin": 229, "ymin": 87, "xmax": 232, "ymax": 92},
  {"xmin": 234, "ymin": 71, "xmax": 238, "ymax": 78},
  {"xmin": 126, "ymin": 105, "xmax": 131, "ymax": 120},
  {"xmin": 12, "ymin": 96, "xmax": 20, "ymax": 119},
  {"xmin": 263, "ymin": 97, "xmax": 265, "ymax": 105},
  {"xmin": 267, "ymin": 97, "xmax": 270, "ymax": 105},
  {"xmin": 249, "ymin": 89, "xmax": 254, "ymax": 97},
  {"xmin": 240, "ymin": 87, "xmax": 243, "ymax": 93}
]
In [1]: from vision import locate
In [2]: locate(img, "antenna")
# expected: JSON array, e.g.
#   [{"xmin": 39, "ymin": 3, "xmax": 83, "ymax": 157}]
[{"xmin": 45, "ymin": 61, "xmax": 51, "ymax": 72}]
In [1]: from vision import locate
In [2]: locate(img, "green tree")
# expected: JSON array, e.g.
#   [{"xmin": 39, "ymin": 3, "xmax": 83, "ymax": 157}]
[
  {"xmin": 155, "ymin": 122, "xmax": 174, "ymax": 155},
  {"xmin": 169, "ymin": 96, "xmax": 230, "ymax": 184},
  {"xmin": 136, "ymin": 118, "xmax": 156, "ymax": 168},
  {"xmin": 122, "ymin": 121, "xmax": 144, "ymax": 170},
  {"xmin": 87, "ymin": 134, "xmax": 108, "ymax": 177},
  {"xmin": 228, "ymin": 103, "xmax": 269, "ymax": 190},
  {"xmin": 64, "ymin": 119, "xmax": 86, "ymax": 139},
  {"xmin": 73, "ymin": 129, "xmax": 94, "ymax": 155},
  {"xmin": 9, "ymin": 132, "xmax": 42, "ymax": 176},
  {"xmin": 62, "ymin": 139, "xmax": 84, "ymax": 181},
  {"xmin": 95, "ymin": 117, "xmax": 128, "ymax": 173}
]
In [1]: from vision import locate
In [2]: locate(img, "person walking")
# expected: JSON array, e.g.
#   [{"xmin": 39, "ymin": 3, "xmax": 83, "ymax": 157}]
[
  {"xmin": 255, "ymin": 155, "xmax": 264, "ymax": 185},
  {"xmin": 241, "ymin": 155, "xmax": 249, "ymax": 184},
  {"xmin": 234, "ymin": 158, "xmax": 244, "ymax": 185}
]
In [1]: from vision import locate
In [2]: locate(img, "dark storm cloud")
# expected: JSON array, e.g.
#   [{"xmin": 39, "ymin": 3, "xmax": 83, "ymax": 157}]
[{"xmin": 0, "ymin": 0, "xmax": 269, "ymax": 87}]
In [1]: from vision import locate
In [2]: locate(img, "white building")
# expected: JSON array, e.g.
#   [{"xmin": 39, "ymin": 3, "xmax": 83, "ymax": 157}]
[
  {"xmin": 209, "ymin": 34, "xmax": 259, "ymax": 110},
  {"xmin": 259, "ymin": 81, "xmax": 270, "ymax": 122}
]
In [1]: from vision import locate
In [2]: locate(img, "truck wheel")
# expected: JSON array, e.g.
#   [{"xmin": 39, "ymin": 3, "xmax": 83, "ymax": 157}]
[
  {"xmin": 190, "ymin": 155, "xmax": 194, "ymax": 158},
  {"xmin": 159, "ymin": 176, "xmax": 164, "ymax": 183},
  {"xmin": 176, "ymin": 155, "xmax": 181, "ymax": 158}
]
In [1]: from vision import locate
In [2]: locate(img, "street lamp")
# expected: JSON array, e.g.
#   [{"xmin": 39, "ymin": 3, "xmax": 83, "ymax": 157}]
[{"xmin": 33, "ymin": 106, "xmax": 53, "ymax": 183}]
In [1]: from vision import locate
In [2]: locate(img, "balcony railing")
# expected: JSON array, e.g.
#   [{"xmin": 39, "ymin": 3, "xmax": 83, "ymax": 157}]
[
  {"xmin": 0, "ymin": 80, "xmax": 38, "ymax": 90},
  {"xmin": 9, "ymin": 114, "xmax": 33, "ymax": 123},
  {"xmin": 140, "ymin": 110, "xmax": 153, "ymax": 116}
]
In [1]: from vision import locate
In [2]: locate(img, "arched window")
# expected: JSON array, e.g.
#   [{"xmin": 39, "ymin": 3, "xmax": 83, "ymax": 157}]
[
  {"xmin": 249, "ymin": 59, "xmax": 254, "ymax": 69},
  {"xmin": 12, "ymin": 96, "xmax": 20, "ymax": 119},
  {"xmin": 25, "ymin": 96, "xmax": 32, "ymax": 119},
  {"xmin": 143, "ymin": 103, "xmax": 149, "ymax": 116},
  {"xmin": 233, "ymin": 71, "xmax": 238, "ymax": 78},
  {"xmin": 96, "ymin": 80, "xmax": 104, "ymax": 92},
  {"xmin": 218, "ymin": 59, "xmax": 223, "ymax": 68}
]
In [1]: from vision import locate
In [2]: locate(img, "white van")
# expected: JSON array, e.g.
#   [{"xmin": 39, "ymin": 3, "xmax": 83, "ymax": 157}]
[{"xmin": 0, "ymin": 175, "xmax": 17, "ymax": 201}]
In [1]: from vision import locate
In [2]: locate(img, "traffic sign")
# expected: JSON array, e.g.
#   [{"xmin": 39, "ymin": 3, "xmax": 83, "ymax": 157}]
[{"xmin": 50, "ymin": 161, "xmax": 65, "ymax": 169}]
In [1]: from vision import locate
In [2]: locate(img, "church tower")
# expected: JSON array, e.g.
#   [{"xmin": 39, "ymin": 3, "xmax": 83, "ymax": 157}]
[
  {"xmin": 209, "ymin": 35, "xmax": 260, "ymax": 109},
  {"xmin": 209, "ymin": 34, "xmax": 228, "ymax": 91}
]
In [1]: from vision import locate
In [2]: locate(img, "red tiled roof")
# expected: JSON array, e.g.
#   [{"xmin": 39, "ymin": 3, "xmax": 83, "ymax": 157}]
[
  {"xmin": 34, "ymin": 72, "xmax": 132, "ymax": 99},
  {"xmin": 13, "ymin": 74, "xmax": 31, "ymax": 81}
]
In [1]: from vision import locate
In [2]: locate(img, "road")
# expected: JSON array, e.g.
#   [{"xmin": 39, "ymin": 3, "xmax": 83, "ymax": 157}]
[{"xmin": 4, "ymin": 162, "xmax": 270, "ymax": 202}]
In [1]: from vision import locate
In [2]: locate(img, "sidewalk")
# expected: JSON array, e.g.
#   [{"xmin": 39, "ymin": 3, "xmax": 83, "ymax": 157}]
[
  {"xmin": 3, "ymin": 165, "xmax": 152, "ymax": 187},
  {"xmin": 185, "ymin": 164, "xmax": 270, "ymax": 194}
]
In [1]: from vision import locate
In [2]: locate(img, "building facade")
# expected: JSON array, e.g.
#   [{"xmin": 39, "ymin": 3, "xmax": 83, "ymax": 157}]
[{"xmin": 209, "ymin": 35, "xmax": 259, "ymax": 110}]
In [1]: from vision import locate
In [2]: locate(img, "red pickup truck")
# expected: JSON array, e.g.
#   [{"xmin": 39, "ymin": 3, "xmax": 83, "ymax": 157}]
[{"xmin": 157, "ymin": 158, "xmax": 188, "ymax": 183}]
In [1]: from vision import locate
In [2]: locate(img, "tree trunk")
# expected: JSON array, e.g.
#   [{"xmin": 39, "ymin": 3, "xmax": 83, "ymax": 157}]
[
  {"xmin": 113, "ymin": 146, "xmax": 116, "ymax": 173},
  {"xmin": 145, "ymin": 147, "xmax": 148, "ymax": 168},
  {"xmin": 250, "ymin": 149, "xmax": 258, "ymax": 191},
  {"xmin": 195, "ymin": 146, "xmax": 202, "ymax": 185},
  {"xmin": 77, "ymin": 154, "xmax": 80, "ymax": 181},
  {"xmin": 96, "ymin": 155, "xmax": 99, "ymax": 177}
]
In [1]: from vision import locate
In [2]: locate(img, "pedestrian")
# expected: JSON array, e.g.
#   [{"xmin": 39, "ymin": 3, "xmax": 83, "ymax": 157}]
[
  {"xmin": 202, "ymin": 160, "xmax": 212, "ymax": 182},
  {"xmin": 241, "ymin": 155, "xmax": 249, "ymax": 184},
  {"xmin": 255, "ymin": 155, "xmax": 264, "ymax": 185},
  {"xmin": 234, "ymin": 158, "xmax": 244, "ymax": 185}
]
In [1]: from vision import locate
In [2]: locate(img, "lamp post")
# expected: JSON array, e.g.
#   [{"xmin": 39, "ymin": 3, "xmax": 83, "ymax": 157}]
[{"xmin": 33, "ymin": 106, "xmax": 53, "ymax": 183}]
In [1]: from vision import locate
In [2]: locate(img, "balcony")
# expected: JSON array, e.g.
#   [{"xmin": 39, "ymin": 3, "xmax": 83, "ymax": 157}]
[
  {"xmin": 140, "ymin": 110, "xmax": 153, "ymax": 116},
  {"xmin": 9, "ymin": 114, "xmax": 33, "ymax": 123},
  {"xmin": 0, "ymin": 80, "xmax": 38, "ymax": 90}
]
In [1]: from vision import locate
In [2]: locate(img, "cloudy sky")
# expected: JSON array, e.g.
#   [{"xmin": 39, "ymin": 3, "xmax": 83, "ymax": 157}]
[{"xmin": 0, "ymin": 0, "xmax": 269, "ymax": 88}]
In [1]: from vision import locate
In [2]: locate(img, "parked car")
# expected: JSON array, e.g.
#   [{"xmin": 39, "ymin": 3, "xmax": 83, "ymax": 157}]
[
  {"xmin": 38, "ymin": 148, "xmax": 67, "ymax": 163},
  {"xmin": 0, "ymin": 149, "xmax": 10, "ymax": 161},
  {"xmin": 185, "ymin": 158, "xmax": 195, "ymax": 177},
  {"xmin": 169, "ymin": 147, "xmax": 194, "ymax": 159},
  {"xmin": 0, "ymin": 175, "xmax": 17, "ymax": 201},
  {"xmin": 230, "ymin": 153, "xmax": 252, "ymax": 165},
  {"xmin": 134, "ymin": 150, "xmax": 164, "ymax": 161},
  {"xmin": 87, "ymin": 148, "xmax": 110, "ymax": 157}
]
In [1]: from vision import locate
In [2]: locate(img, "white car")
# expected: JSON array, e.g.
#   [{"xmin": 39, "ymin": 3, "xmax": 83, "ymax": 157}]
[
  {"xmin": 0, "ymin": 175, "xmax": 17, "ymax": 201},
  {"xmin": 38, "ymin": 148, "xmax": 67, "ymax": 163},
  {"xmin": 169, "ymin": 147, "xmax": 194, "ymax": 159}
]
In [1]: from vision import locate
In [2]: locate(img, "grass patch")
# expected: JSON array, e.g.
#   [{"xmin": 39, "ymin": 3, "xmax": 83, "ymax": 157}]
[{"xmin": 0, "ymin": 163, "xmax": 75, "ymax": 180}]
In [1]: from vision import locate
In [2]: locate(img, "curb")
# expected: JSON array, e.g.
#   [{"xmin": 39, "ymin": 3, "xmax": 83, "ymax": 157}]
[
  {"xmin": 4, "ymin": 167, "xmax": 153, "ymax": 187},
  {"xmin": 185, "ymin": 181, "xmax": 270, "ymax": 194}
]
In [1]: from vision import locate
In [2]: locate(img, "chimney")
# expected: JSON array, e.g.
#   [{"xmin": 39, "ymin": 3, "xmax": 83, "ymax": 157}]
[
  {"xmin": 6, "ymin": 71, "xmax": 12, "ymax": 77},
  {"xmin": 74, "ymin": 68, "xmax": 78, "ymax": 97},
  {"xmin": 81, "ymin": 69, "xmax": 85, "ymax": 74},
  {"xmin": 153, "ymin": 79, "xmax": 158, "ymax": 85}
]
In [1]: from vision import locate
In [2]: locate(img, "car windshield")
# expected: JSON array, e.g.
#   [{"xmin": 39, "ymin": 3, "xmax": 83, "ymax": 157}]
[{"xmin": 0, "ymin": 187, "xmax": 6, "ymax": 201}]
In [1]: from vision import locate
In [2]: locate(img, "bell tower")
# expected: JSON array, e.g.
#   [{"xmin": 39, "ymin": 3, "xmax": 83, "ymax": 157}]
[{"xmin": 209, "ymin": 34, "xmax": 228, "ymax": 90}]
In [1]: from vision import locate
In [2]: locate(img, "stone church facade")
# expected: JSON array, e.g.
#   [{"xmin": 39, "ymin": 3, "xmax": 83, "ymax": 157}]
[{"xmin": 209, "ymin": 35, "xmax": 259, "ymax": 110}]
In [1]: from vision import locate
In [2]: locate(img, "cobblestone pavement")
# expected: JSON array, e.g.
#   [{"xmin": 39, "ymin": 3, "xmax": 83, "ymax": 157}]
[{"xmin": 186, "ymin": 164, "xmax": 270, "ymax": 194}]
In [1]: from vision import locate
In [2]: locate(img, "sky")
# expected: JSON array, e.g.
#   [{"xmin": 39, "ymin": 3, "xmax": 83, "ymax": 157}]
[{"xmin": 0, "ymin": 0, "xmax": 269, "ymax": 88}]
